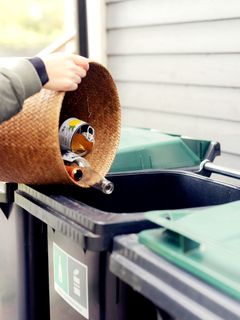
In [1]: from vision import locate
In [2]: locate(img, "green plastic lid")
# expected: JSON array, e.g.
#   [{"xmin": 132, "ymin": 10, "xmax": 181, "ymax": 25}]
[
  {"xmin": 110, "ymin": 127, "xmax": 208, "ymax": 172},
  {"xmin": 139, "ymin": 201, "xmax": 240, "ymax": 300}
]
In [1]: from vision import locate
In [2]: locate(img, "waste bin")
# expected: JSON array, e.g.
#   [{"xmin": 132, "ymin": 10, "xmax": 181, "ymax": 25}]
[
  {"xmin": 110, "ymin": 230, "xmax": 240, "ymax": 320},
  {"xmin": 110, "ymin": 176, "xmax": 240, "ymax": 320},
  {"xmin": 14, "ymin": 170, "xmax": 240, "ymax": 320},
  {"xmin": 0, "ymin": 182, "xmax": 49, "ymax": 320},
  {"xmin": 0, "ymin": 126, "xmax": 221, "ymax": 320}
]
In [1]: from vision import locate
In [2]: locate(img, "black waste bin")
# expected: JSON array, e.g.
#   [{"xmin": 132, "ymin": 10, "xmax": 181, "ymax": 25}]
[
  {"xmin": 14, "ymin": 170, "xmax": 240, "ymax": 320},
  {"xmin": 0, "ymin": 126, "xmax": 221, "ymax": 320},
  {"xmin": 110, "ymin": 232, "xmax": 240, "ymax": 320},
  {"xmin": 0, "ymin": 182, "xmax": 49, "ymax": 320}
]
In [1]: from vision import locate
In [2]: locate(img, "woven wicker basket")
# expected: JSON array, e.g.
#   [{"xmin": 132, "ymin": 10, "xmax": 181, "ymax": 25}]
[{"xmin": 0, "ymin": 62, "xmax": 121, "ymax": 187}]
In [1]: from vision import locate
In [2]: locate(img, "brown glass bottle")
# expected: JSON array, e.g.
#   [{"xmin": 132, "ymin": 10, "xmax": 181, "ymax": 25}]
[{"xmin": 63, "ymin": 151, "xmax": 114, "ymax": 194}]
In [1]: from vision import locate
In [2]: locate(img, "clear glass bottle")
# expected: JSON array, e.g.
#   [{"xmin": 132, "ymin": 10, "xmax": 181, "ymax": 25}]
[{"xmin": 62, "ymin": 151, "xmax": 114, "ymax": 195}]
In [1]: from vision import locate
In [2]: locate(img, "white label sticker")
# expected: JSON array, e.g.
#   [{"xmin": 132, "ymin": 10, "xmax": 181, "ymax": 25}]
[{"xmin": 53, "ymin": 242, "xmax": 89, "ymax": 319}]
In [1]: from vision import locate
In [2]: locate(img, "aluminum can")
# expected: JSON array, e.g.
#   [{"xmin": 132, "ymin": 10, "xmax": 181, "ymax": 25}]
[{"xmin": 59, "ymin": 118, "xmax": 95, "ymax": 156}]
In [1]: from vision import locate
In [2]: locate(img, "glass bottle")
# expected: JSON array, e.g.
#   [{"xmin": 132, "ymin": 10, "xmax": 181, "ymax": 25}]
[
  {"xmin": 62, "ymin": 151, "xmax": 114, "ymax": 195},
  {"xmin": 65, "ymin": 164, "xmax": 83, "ymax": 182}
]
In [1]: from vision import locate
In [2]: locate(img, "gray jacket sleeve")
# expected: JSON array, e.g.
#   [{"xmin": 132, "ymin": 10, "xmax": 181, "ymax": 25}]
[{"xmin": 0, "ymin": 59, "xmax": 42, "ymax": 124}]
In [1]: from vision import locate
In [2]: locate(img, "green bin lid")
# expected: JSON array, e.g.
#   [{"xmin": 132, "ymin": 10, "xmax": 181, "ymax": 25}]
[
  {"xmin": 110, "ymin": 127, "xmax": 210, "ymax": 172},
  {"xmin": 139, "ymin": 201, "xmax": 240, "ymax": 300}
]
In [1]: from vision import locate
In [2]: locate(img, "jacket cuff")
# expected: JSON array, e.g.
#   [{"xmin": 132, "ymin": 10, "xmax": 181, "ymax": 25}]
[{"xmin": 28, "ymin": 57, "xmax": 49, "ymax": 86}]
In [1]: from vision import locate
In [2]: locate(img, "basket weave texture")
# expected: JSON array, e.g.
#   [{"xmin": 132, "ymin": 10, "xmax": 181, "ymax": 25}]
[{"xmin": 0, "ymin": 62, "xmax": 121, "ymax": 187}]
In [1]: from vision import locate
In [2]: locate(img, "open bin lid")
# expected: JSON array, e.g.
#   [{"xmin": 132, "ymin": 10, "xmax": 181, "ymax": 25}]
[
  {"xmin": 139, "ymin": 201, "xmax": 240, "ymax": 300},
  {"xmin": 110, "ymin": 127, "xmax": 220, "ymax": 173}
]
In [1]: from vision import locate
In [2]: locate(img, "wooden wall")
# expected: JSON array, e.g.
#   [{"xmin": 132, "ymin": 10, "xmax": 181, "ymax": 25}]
[{"xmin": 105, "ymin": 0, "xmax": 240, "ymax": 179}]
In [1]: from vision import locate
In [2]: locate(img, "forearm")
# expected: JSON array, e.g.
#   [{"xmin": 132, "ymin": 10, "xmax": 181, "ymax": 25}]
[{"xmin": 0, "ymin": 59, "xmax": 42, "ymax": 124}]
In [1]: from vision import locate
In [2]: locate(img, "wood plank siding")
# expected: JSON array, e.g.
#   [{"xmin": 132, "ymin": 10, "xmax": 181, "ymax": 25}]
[{"xmin": 105, "ymin": 0, "xmax": 240, "ymax": 179}]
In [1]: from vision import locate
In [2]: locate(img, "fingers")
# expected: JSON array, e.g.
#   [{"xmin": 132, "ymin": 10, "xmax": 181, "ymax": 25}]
[
  {"xmin": 72, "ymin": 74, "xmax": 82, "ymax": 84},
  {"xmin": 68, "ymin": 57, "xmax": 88, "ymax": 85},
  {"xmin": 61, "ymin": 79, "xmax": 79, "ymax": 91},
  {"xmin": 68, "ymin": 82, "xmax": 78, "ymax": 91},
  {"xmin": 72, "ymin": 54, "xmax": 89, "ymax": 71},
  {"xmin": 64, "ymin": 72, "xmax": 82, "ymax": 91},
  {"xmin": 73, "ymin": 65, "xmax": 87, "ymax": 78}
]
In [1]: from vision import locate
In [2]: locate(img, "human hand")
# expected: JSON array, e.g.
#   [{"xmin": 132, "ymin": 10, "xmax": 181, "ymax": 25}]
[{"xmin": 40, "ymin": 52, "xmax": 89, "ymax": 92}]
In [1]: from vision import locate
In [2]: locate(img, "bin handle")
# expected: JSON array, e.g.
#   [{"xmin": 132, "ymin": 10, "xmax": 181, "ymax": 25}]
[{"xmin": 199, "ymin": 160, "xmax": 240, "ymax": 180}]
